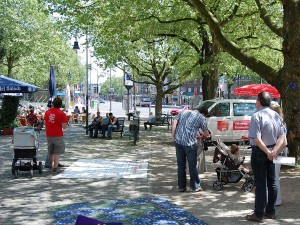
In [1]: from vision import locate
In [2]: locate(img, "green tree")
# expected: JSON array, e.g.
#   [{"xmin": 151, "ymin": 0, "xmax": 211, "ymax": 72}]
[
  {"xmin": 188, "ymin": 0, "xmax": 300, "ymax": 160},
  {"xmin": 0, "ymin": 28, "xmax": 6, "ymax": 62},
  {"xmin": 0, "ymin": 0, "xmax": 83, "ymax": 89},
  {"xmin": 122, "ymin": 38, "xmax": 199, "ymax": 114},
  {"xmin": 43, "ymin": 0, "xmax": 218, "ymax": 114},
  {"xmin": 100, "ymin": 76, "xmax": 126, "ymax": 97}
]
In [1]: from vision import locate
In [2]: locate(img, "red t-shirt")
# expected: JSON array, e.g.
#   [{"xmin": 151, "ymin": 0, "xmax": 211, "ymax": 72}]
[
  {"xmin": 26, "ymin": 113, "xmax": 38, "ymax": 126},
  {"xmin": 44, "ymin": 108, "xmax": 68, "ymax": 137}
]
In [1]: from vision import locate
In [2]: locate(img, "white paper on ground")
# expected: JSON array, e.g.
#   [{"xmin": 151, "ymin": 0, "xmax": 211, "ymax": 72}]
[{"xmin": 273, "ymin": 156, "xmax": 296, "ymax": 166}]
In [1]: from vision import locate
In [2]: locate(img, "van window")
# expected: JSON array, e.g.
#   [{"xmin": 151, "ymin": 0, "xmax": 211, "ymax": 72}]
[
  {"xmin": 233, "ymin": 103, "xmax": 256, "ymax": 116},
  {"xmin": 210, "ymin": 103, "xmax": 230, "ymax": 117}
]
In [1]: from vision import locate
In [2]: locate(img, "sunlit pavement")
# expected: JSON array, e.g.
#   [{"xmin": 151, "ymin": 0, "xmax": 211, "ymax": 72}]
[{"xmin": 0, "ymin": 125, "xmax": 299, "ymax": 224}]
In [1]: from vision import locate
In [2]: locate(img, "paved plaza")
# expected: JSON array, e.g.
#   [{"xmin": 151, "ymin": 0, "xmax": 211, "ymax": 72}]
[{"xmin": 0, "ymin": 122, "xmax": 299, "ymax": 225}]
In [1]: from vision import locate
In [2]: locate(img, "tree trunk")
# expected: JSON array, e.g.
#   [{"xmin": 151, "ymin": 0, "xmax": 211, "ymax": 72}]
[
  {"xmin": 155, "ymin": 83, "xmax": 164, "ymax": 115},
  {"xmin": 200, "ymin": 33, "xmax": 218, "ymax": 100},
  {"xmin": 280, "ymin": 1, "xmax": 300, "ymax": 162},
  {"xmin": 7, "ymin": 55, "xmax": 14, "ymax": 77}
]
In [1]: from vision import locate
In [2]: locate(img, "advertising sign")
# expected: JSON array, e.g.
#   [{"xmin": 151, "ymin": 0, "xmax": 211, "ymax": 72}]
[
  {"xmin": 233, "ymin": 120, "xmax": 250, "ymax": 130},
  {"xmin": 217, "ymin": 121, "xmax": 229, "ymax": 132}
]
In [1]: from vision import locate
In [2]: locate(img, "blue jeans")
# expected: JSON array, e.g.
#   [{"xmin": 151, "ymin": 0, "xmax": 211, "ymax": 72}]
[
  {"xmin": 107, "ymin": 125, "xmax": 119, "ymax": 137},
  {"xmin": 251, "ymin": 146, "xmax": 277, "ymax": 218},
  {"xmin": 175, "ymin": 143, "xmax": 200, "ymax": 190}
]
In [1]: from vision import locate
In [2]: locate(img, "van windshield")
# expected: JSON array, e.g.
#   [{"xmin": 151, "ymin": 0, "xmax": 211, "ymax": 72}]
[{"xmin": 196, "ymin": 100, "xmax": 215, "ymax": 110}]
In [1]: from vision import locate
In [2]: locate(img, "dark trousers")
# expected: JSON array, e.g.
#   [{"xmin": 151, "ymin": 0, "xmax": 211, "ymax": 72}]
[
  {"xmin": 101, "ymin": 125, "xmax": 109, "ymax": 137},
  {"xmin": 88, "ymin": 124, "xmax": 95, "ymax": 137},
  {"xmin": 175, "ymin": 143, "xmax": 200, "ymax": 190},
  {"xmin": 144, "ymin": 122, "xmax": 154, "ymax": 129},
  {"xmin": 93, "ymin": 122, "xmax": 102, "ymax": 137},
  {"xmin": 251, "ymin": 146, "xmax": 277, "ymax": 218}
]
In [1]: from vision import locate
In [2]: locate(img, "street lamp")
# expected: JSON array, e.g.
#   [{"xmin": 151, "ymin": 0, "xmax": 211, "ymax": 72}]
[
  {"xmin": 73, "ymin": 34, "xmax": 88, "ymax": 134},
  {"xmin": 85, "ymin": 31, "xmax": 89, "ymax": 134},
  {"xmin": 109, "ymin": 68, "xmax": 112, "ymax": 112},
  {"xmin": 148, "ymin": 83, "xmax": 151, "ymax": 115}
]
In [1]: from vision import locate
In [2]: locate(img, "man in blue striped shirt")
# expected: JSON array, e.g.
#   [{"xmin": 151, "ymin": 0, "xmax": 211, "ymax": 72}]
[{"xmin": 171, "ymin": 108, "xmax": 210, "ymax": 192}]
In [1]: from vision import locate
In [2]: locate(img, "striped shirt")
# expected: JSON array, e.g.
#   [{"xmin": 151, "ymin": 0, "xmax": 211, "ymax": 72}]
[
  {"xmin": 248, "ymin": 107, "xmax": 284, "ymax": 146},
  {"xmin": 175, "ymin": 110, "xmax": 208, "ymax": 146}
]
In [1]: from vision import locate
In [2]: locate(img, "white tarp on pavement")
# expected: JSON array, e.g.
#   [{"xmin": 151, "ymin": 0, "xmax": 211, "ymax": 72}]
[{"xmin": 55, "ymin": 159, "xmax": 148, "ymax": 179}]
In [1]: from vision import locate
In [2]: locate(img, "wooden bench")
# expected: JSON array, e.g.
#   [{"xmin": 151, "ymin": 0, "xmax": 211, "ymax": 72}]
[
  {"xmin": 124, "ymin": 118, "xmax": 139, "ymax": 145},
  {"xmin": 112, "ymin": 117, "xmax": 125, "ymax": 137},
  {"xmin": 149, "ymin": 114, "xmax": 172, "ymax": 130}
]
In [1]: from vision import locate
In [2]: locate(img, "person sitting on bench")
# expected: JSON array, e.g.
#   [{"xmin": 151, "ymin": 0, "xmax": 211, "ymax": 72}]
[
  {"xmin": 89, "ymin": 111, "xmax": 102, "ymax": 138},
  {"xmin": 144, "ymin": 112, "xmax": 156, "ymax": 130},
  {"xmin": 106, "ymin": 113, "xmax": 119, "ymax": 139},
  {"xmin": 98, "ymin": 113, "xmax": 110, "ymax": 138}
]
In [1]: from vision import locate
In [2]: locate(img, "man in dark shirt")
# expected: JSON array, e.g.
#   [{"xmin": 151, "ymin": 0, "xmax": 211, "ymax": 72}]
[{"xmin": 89, "ymin": 111, "xmax": 102, "ymax": 138}]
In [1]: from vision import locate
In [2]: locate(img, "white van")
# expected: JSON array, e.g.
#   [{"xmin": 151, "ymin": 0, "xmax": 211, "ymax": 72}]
[{"xmin": 196, "ymin": 99, "xmax": 256, "ymax": 142}]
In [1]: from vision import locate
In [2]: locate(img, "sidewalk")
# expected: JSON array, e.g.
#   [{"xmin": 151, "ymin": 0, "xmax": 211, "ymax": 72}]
[{"xmin": 0, "ymin": 124, "xmax": 299, "ymax": 225}]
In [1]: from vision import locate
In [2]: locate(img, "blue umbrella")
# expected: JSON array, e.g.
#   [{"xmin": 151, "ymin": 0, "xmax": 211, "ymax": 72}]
[
  {"xmin": 47, "ymin": 65, "xmax": 56, "ymax": 108},
  {"xmin": 0, "ymin": 75, "xmax": 39, "ymax": 93}
]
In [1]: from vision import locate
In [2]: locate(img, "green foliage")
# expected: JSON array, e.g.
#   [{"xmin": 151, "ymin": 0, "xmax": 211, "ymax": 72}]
[
  {"xmin": 100, "ymin": 76, "xmax": 126, "ymax": 95},
  {"xmin": 42, "ymin": 0, "xmax": 282, "ymax": 90},
  {"xmin": 0, "ymin": 96, "xmax": 20, "ymax": 128},
  {"xmin": 0, "ymin": 0, "xmax": 84, "ymax": 89},
  {"xmin": 0, "ymin": 28, "xmax": 6, "ymax": 62}
]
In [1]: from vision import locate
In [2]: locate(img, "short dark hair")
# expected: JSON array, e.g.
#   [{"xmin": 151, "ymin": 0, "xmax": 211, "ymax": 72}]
[
  {"xmin": 197, "ymin": 106, "xmax": 208, "ymax": 117},
  {"xmin": 52, "ymin": 97, "xmax": 62, "ymax": 108},
  {"xmin": 258, "ymin": 92, "xmax": 271, "ymax": 107},
  {"xmin": 109, "ymin": 112, "xmax": 113, "ymax": 116}
]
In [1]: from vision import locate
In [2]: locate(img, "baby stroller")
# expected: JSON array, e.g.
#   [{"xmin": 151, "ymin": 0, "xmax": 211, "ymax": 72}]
[
  {"xmin": 11, "ymin": 126, "xmax": 43, "ymax": 178},
  {"xmin": 212, "ymin": 140, "xmax": 254, "ymax": 192}
]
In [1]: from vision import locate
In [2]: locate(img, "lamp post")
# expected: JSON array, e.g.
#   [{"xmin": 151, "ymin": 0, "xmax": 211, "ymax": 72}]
[
  {"xmin": 73, "ymin": 33, "xmax": 88, "ymax": 134},
  {"xmin": 85, "ymin": 31, "xmax": 89, "ymax": 134},
  {"xmin": 109, "ymin": 68, "xmax": 112, "ymax": 112},
  {"xmin": 148, "ymin": 83, "xmax": 151, "ymax": 115}
]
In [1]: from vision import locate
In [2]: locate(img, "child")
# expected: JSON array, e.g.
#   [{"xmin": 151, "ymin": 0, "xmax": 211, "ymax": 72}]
[{"xmin": 229, "ymin": 144, "xmax": 249, "ymax": 173}]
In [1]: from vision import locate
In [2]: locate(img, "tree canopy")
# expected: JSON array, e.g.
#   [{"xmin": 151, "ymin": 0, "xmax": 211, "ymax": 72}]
[
  {"xmin": 0, "ymin": 0, "xmax": 83, "ymax": 89},
  {"xmin": 188, "ymin": 0, "xmax": 300, "ymax": 160}
]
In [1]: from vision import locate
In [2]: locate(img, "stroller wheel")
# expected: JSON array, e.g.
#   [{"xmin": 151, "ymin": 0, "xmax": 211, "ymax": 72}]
[
  {"xmin": 11, "ymin": 162, "xmax": 18, "ymax": 179},
  {"xmin": 38, "ymin": 161, "xmax": 43, "ymax": 174},
  {"xmin": 243, "ymin": 180, "xmax": 254, "ymax": 192},
  {"xmin": 213, "ymin": 180, "xmax": 223, "ymax": 191},
  {"xmin": 30, "ymin": 164, "xmax": 34, "ymax": 178}
]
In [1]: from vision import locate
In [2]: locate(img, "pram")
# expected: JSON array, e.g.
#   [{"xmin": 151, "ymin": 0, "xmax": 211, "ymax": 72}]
[
  {"xmin": 212, "ymin": 140, "xmax": 254, "ymax": 192},
  {"xmin": 11, "ymin": 126, "xmax": 43, "ymax": 178}
]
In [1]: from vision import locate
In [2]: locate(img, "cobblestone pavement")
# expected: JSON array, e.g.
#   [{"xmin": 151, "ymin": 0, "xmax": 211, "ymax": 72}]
[{"xmin": 0, "ymin": 123, "xmax": 299, "ymax": 225}]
